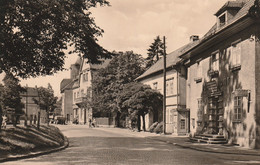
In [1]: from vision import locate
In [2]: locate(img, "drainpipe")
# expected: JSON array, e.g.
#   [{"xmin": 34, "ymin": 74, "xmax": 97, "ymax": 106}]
[{"xmin": 163, "ymin": 36, "xmax": 167, "ymax": 134}]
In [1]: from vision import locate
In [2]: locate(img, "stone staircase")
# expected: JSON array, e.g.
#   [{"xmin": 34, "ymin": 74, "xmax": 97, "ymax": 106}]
[{"xmin": 190, "ymin": 134, "xmax": 227, "ymax": 144}]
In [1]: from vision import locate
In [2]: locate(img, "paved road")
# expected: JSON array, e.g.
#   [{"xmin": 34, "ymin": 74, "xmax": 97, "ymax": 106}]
[{"xmin": 3, "ymin": 125, "xmax": 260, "ymax": 165}]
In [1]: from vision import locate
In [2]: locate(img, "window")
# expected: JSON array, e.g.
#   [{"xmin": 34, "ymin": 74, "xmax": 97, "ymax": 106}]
[
  {"xmin": 194, "ymin": 62, "xmax": 202, "ymax": 83},
  {"xmin": 74, "ymin": 92, "xmax": 76, "ymax": 100},
  {"xmin": 218, "ymin": 13, "xmax": 226, "ymax": 27},
  {"xmin": 87, "ymin": 87, "xmax": 92, "ymax": 97},
  {"xmin": 211, "ymin": 52, "xmax": 219, "ymax": 71},
  {"xmin": 166, "ymin": 78, "xmax": 174, "ymax": 96},
  {"xmin": 191, "ymin": 118, "xmax": 195, "ymax": 129},
  {"xmin": 77, "ymin": 91, "xmax": 79, "ymax": 98},
  {"xmin": 83, "ymin": 73, "xmax": 88, "ymax": 82},
  {"xmin": 231, "ymin": 41, "xmax": 241, "ymax": 68},
  {"xmin": 180, "ymin": 119, "xmax": 185, "ymax": 129},
  {"xmin": 197, "ymin": 62, "xmax": 202, "ymax": 78},
  {"xmin": 197, "ymin": 98, "xmax": 203, "ymax": 121},
  {"xmin": 81, "ymin": 89, "xmax": 84, "ymax": 97},
  {"xmin": 234, "ymin": 96, "xmax": 242, "ymax": 121},
  {"xmin": 153, "ymin": 82, "xmax": 158, "ymax": 90}
]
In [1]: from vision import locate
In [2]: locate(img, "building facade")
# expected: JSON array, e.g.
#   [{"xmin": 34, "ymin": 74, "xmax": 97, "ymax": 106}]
[
  {"xmin": 60, "ymin": 57, "xmax": 81, "ymax": 123},
  {"xmin": 136, "ymin": 47, "xmax": 192, "ymax": 135},
  {"xmin": 180, "ymin": 0, "xmax": 260, "ymax": 148},
  {"xmin": 137, "ymin": 0, "xmax": 260, "ymax": 148},
  {"xmin": 60, "ymin": 56, "xmax": 111, "ymax": 126},
  {"xmin": 20, "ymin": 87, "xmax": 46, "ymax": 123},
  {"xmin": 72, "ymin": 58, "xmax": 111, "ymax": 125}
]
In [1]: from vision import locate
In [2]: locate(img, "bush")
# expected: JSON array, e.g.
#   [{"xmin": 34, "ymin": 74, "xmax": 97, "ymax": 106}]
[
  {"xmin": 154, "ymin": 122, "xmax": 163, "ymax": 134},
  {"xmin": 72, "ymin": 118, "xmax": 78, "ymax": 124},
  {"xmin": 147, "ymin": 122, "xmax": 158, "ymax": 132}
]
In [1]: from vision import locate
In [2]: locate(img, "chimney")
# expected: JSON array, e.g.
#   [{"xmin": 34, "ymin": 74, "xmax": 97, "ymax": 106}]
[{"xmin": 190, "ymin": 35, "xmax": 199, "ymax": 42}]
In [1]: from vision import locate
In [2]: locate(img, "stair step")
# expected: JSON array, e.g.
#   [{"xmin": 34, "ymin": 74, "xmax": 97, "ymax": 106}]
[
  {"xmin": 208, "ymin": 138, "xmax": 227, "ymax": 141},
  {"xmin": 200, "ymin": 134, "xmax": 224, "ymax": 138},
  {"xmin": 207, "ymin": 140, "xmax": 227, "ymax": 144}
]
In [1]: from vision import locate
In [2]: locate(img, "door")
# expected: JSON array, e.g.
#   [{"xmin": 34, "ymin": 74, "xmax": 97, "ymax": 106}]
[{"xmin": 84, "ymin": 109, "xmax": 87, "ymax": 124}]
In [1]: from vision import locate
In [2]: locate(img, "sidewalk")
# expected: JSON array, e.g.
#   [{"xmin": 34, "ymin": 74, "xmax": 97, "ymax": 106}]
[
  {"xmin": 104, "ymin": 127, "xmax": 260, "ymax": 156},
  {"xmin": 148, "ymin": 135, "xmax": 260, "ymax": 156}
]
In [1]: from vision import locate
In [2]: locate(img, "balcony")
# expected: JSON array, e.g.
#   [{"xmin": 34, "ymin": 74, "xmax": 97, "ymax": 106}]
[
  {"xmin": 75, "ymin": 97, "xmax": 87, "ymax": 104},
  {"xmin": 75, "ymin": 94, "xmax": 91, "ymax": 106},
  {"xmin": 208, "ymin": 69, "xmax": 219, "ymax": 78}
]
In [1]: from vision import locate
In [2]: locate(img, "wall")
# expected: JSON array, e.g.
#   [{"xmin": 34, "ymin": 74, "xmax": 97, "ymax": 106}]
[
  {"xmin": 64, "ymin": 89, "xmax": 73, "ymax": 119},
  {"xmin": 140, "ymin": 69, "xmax": 187, "ymax": 133},
  {"xmin": 188, "ymin": 25, "xmax": 257, "ymax": 148},
  {"xmin": 254, "ymin": 24, "xmax": 260, "ymax": 148}
]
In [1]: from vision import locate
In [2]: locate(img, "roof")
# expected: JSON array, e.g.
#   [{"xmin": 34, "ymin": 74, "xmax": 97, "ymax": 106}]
[
  {"xmin": 137, "ymin": 0, "xmax": 258, "ymax": 81},
  {"xmin": 60, "ymin": 79, "xmax": 74, "ymax": 93},
  {"xmin": 181, "ymin": 0, "xmax": 256, "ymax": 58},
  {"xmin": 89, "ymin": 58, "xmax": 112, "ymax": 70},
  {"xmin": 72, "ymin": 80, "xmax": 79, "ymax": 89},
  {"xmin": 20, "ymin": 87, "xmax": 38, "ymax": 96},
  {"xmin": 136, "ymin": 40, "xmax": 199, "ymax": 81},
  {"xmin": 75, "ymin": 56, "xmax": 82, "ymax": 66},
  {"xmin": 215, "ymin": 1, "xmax": 246, "ymax": 16}
]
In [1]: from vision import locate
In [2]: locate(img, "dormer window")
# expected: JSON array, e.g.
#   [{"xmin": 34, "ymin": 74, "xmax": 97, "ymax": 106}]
[
  {"xmin": 215, "ymin": 1, "xmax": 245, "ymax": 29},
  {"xmin": 219, "ymin": 12, "xmax": 226, "ymax": 27}
]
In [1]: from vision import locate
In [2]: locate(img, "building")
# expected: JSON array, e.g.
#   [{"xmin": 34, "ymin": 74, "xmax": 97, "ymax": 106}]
[
  {"xmin": 20, "ymin": 87, "xmax": 46, "ymax": 123},
  {"xmin": 136, "ymin": 41, "xmax": 198, "ymax": 135},
  {"xmin": 179, "ymin": 0, "xmax": 260, "ymax": 148},
  {"xmin": 137, "ymin": 0, "xmax": 260, "ymax": 148},
  {"xmin": 60, "ymin": 56, "xmax": 81, "ymax": 123},
  {"xmin": 72, "ymin": 57, "xmax": 111, "ymax": 125},
  {"xmin": 60, "ymin": 56, "xmax": 111, "ymax": 125}
]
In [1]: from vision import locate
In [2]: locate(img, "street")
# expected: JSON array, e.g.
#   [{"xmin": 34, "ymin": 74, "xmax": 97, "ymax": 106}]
[{"xmin": 2, "ymin": 125, "xmax": 260, "ymax": 165}]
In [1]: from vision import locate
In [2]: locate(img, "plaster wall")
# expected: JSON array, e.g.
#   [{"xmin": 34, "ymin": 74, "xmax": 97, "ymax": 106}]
[{"xmin": 188, "ymin": 26, "xmax": 257, "ymax": 148}]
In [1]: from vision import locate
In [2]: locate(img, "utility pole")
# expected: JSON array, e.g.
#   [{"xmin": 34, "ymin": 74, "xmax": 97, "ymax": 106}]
[
  {"xmin": 35, "ymin": 85, "xmax": 41, "ymax": 129},
  {"xmin": 24, "ymin": 84, "xmax": 28, "ymax": 126},
  {"xmin": 163, "ymin": 36, "xmax": 166, "ymax": 134}
]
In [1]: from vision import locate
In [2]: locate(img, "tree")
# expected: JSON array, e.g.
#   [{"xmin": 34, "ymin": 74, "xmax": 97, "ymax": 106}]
[
  {"xmin": 122, "ymin": 83, "xmax": 163, "ymax": 131},
  {"xmin": 146, "ymin": 36, "xmax": 164, "ymax": 69},
  {"xmin": 91, "ymin": 51, "xmax": 145, "ymax": 127},
  {"xmin": 0, "ymin": 84, "xmax": 4, "ymax": 130},
  {"xmin": 1, "ymin": 73, "xmax": 25, "ymax": 127},
  {"xmin": 33, "ymin": 84, "xmax": 58, "ymax": 126},
  {"xmin": 0, "ymin": 0, "xmax": 112, "ymax": 78}
]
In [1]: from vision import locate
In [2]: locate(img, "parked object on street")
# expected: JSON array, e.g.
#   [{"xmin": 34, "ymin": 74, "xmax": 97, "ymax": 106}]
[
  {"xmin": 54, "ymin": 116, "xmax": 66, "ymax": 125},
  {"xmin": 72, "ymin": 117, "xmax": 79, "ymax": 124}
]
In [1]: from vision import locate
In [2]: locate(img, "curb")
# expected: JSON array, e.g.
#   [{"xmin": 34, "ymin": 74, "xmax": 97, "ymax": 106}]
[
  {"xmin": 147, "ymin": 137, "xmax": 260, "ymax": 156},
  {"xmin": 0, "ymin": 136, "xmax": 69, "ymax": 163},
  {"xmin": 175, "ymin": 143, "xmax": 260, "ymax": 156}
]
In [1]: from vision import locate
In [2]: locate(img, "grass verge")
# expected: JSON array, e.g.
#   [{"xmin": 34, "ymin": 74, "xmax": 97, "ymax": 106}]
[{"xmin": 0, "ymin": 125, "xmax": 65, "ymax": 159}]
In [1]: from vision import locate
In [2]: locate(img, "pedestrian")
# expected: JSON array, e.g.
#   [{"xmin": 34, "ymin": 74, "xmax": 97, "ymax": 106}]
[
  {"xmin": 2, "ymin": 114, "xmax": 7, "ymax": 129},
  {"xmin": 89, "ymin": 118, "xmax": 92, "ymax": 128},
  {"xmin": 92, "ymin": 118, "xmax": 96, "ymax": 127}
]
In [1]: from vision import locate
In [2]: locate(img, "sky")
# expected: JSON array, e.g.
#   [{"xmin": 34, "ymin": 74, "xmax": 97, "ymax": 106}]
[{"xmin": 0, "ymin": 0, "xmax": 227, "ymax": 97}]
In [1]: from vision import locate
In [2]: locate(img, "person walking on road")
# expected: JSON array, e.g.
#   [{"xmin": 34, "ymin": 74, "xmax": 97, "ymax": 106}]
[{"xmin": 89, "ymin": 118, "xmax": 92, "ymax": 128}]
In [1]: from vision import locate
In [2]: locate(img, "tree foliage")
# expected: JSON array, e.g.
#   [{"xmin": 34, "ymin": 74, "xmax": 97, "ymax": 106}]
[
  {"xmin": 1, "ymin": 73, "xmax": 25, "ymax": 115},
  {"xmin": 0, "ymin": 83, "xmax": 4, "ymax": 115},
  {"xmin": 122, "ymin": 82, "xmax": 163, "ymax": 131},
  {"xmin": 0, "ymin": 0, "xmax": 112, "ymax": 78},
  {"xmin": 91, "ymin": 51, "xmax": 145, "ymax": 122},
  {"xmin": 146, "ymin": 36, "xmax": 164, "ymax": 69}
]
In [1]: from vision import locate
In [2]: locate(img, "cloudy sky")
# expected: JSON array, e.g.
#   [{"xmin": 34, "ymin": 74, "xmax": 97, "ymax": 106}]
[{"xmin": 1, "ymin": 0, "xmax": 227, "ymax": 96}]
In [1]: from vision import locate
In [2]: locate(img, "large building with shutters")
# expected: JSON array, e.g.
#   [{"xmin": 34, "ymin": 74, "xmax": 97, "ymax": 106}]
[
  {"xmin": 181, "ymin": 0, "xmax": 260, "ymax": 148},
  {"xmin": 138, "ymin": 0, "xmax": 260, "ymax": 148}
]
